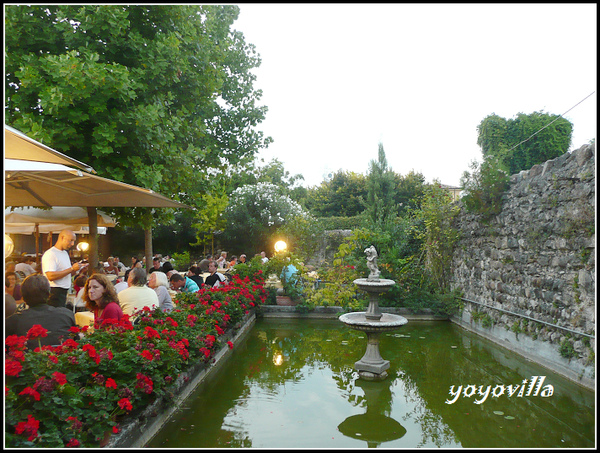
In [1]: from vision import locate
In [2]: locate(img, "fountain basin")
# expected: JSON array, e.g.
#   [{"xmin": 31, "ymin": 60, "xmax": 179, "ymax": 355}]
[
  {"xmin": 339, "ymin": 312, "xmax": 408, "ymax": 332},
  {"xmin": 353, "ymin": 277, "xmax": 396, "ymax": 290}
]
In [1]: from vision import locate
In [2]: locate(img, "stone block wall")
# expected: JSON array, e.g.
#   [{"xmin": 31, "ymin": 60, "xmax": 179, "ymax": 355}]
[{"xmin": 450, "ymin": 143, "xmax": 595, "ymax": 388}]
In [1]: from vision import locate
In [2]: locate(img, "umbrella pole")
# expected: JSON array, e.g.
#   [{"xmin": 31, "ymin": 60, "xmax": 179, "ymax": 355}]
[
  {"xmin": 87, "ymin": 207, "xmax": 99, "ymax": 275},
  {"xmin": 145, "ymin": 227, "xmax": 153, "ymax": 273},
  {"xmin": 35, "ymin": 224, "xmax": 40, "ymax": 267}
]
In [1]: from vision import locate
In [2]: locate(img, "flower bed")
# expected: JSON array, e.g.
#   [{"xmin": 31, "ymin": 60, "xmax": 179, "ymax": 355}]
[{"xmin": 5, "ymin": 273, "xmax": 267, "ymax": 448}]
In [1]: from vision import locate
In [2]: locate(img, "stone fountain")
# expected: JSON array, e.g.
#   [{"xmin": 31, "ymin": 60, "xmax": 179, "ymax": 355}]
[{"xmin": 339, "ymin": 246, "xmax": 407, "ymax": 380}]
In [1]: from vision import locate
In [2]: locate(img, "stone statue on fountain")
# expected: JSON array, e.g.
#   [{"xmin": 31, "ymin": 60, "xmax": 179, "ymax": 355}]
[{"xmin": 365, "ymin": 245, "xmax": 380, "ymax": 281}]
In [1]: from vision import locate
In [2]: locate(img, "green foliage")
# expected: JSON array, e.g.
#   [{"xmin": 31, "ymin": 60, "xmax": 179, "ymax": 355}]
[
  {"xmin": 412, "ymin": 182, "xmax": 460, "ymax": 293},
  {"xmin": 191, "ymin": 189, "xmax": 229, "ymax": 248},
  {"xmin": 222, "ymin": 182, "xmax": 311, "ymax": 254},
  {"xmin": 394, "ymin": 170, "xmax": 427, "ymax": 214},
  {"xmin": 171, "ymin": 251, "xmax": 191, "ymax": 270},
  {"xmin": 477, "ymin": 111, "xmax": 573, "ymax": 175},
  {"xmin": 316, "ymin": 216, "xmax": 364, "ymax": 231},
  {"xmin": 559, "ymin": 338, "xmax": 577, "ymax": 359},
  {"xmin": 5, "ymin": 5, "xmax": 270, "ymax": 228},
  {"xmin": 363, "ymin": 142, "xmax": 398, "ymax": 228},
  {"xmin": 460, "ymin": 158, "xmax": 510, "ymax": 220},
  {"xmin": 229, "ymin": 255, "xmax": 266, "ymax": 282},
  {"xmin": 302, "ymin": 264, "xmax": 364, "ymax": 311},
  {"xmin": 305, "ymin": 170, "xmax": 368, "ymax": 217}
]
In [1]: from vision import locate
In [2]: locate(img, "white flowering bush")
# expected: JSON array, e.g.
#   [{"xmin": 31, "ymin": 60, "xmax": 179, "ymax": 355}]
[{"xmin": 223, "ymin": 183, "xmax": 311, "ymax": 253}]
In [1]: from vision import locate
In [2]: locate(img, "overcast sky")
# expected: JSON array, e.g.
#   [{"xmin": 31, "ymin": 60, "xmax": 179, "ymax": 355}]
[{"xmin": 232, "ymin": 3, "xmax": 597, "ymax": 188}]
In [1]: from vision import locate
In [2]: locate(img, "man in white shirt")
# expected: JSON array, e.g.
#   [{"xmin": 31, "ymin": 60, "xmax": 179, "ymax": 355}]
[
  {"xmin": 42, "ymin": 230, "xmax": 88, "ymax": 308},
  {"xmin": 118, "ymin": 267, "xmax": 159, "ymax": 317}
]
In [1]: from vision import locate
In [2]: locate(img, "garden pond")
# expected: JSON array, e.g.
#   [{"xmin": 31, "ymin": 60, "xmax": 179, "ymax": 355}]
[{"xmin": 148, "ymin": 318, "xmax": 595, "ymax": 448}]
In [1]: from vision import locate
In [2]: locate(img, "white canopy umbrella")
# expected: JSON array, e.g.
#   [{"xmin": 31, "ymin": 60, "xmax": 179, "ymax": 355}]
[
  {"xmin": 5, "ymin": 124, "xmax": 96, "ymax": 173},
  {"xmin": 5, "ymin": 206, "xmax": 116, "ymax": 234},
  {"xmin": 5, "ymin": 158, "xmax": 190, "ymax": 271},
  {"xmin": 5, "ymin": 206, "xmax": 116, "ymax": 260},
  {"xmin": 5, "ymin": 224, "xmax": 108, "ymax": 235},
  {"xmin": 5, "ymin": 159, "xmax": 187, "ymax": 208}
]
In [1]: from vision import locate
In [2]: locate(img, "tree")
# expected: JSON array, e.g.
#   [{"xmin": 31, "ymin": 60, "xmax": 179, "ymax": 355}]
[
  {"xmin": 477, "ymin": 111, "xmax": 572, "ymax": 175},
  {"xmin": 222, "ymin": 183, "xmax": 310, "ymax": 255},
  {"xmin": 394, "ymin": 170, "xmax": 426, "ymax": 214},
  {"xmin": 305, "ymin": 170, "xmax": 367, "ymax": 217},
  {"xmin": 363, "ymin": 142, "xmax": 398, "ymax": 227},
  {"xmin": 5, "ymin": 5, "xmax": 271, "ymax": 227}
]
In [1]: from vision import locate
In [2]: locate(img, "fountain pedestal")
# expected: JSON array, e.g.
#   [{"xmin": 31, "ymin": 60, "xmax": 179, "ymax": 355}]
[{"xmin": 339, "ymin": 277, "xmax": 407, "ymax": 381}]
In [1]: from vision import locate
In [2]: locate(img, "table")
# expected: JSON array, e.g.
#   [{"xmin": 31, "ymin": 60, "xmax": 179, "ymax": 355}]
[{"xmin": 75, "ymin": 311, "xmax": 95, "ymax": 328}]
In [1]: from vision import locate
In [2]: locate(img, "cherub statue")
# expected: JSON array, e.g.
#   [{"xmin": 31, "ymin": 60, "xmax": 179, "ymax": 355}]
[{"xmin": 364, "ymin": 245, "xmax": 380, "ymax": 281}]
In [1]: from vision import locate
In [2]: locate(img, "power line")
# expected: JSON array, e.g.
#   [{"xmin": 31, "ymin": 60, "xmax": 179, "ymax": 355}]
[{"xmin": 506, "ymin": 91, "xmax": 596, "ymax": 153}]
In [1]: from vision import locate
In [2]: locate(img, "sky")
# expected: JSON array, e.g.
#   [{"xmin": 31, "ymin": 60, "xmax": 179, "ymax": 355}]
[{"xmin": 232, "ymin": 3, "xmax": 597, "ymax": 188}]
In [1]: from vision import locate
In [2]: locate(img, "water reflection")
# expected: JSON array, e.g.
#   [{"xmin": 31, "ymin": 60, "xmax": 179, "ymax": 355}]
[
  {"xmin": 338, "ymin": 379, "xmax": 407, "ymax": 447},
  {"xmin": 148, "ymin": 319, "xmax": 595, "ymax": 448}
]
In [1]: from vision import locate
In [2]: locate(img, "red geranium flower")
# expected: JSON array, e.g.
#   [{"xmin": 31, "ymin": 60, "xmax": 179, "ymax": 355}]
[
  {"xmin": 227, "ymin": 341, "xmax": 234, "ymax": 349},
  {"xmin": 5, "ymin": 359, "xmax": 23, "ymax": 377},
  {"xmin": 15, "ymin": 414, "xmax": 40, "ymax": 441},
  {"xmin": 26, "ymin": 324, "xmax": 48, "ymax": 340},
  {"xmin": 140, "ymin": 350, "xmax": 154, "ymax": 361},
  {"xmin": 117, "ymin": 398, "xmax": 133, "ymax": 411},
  {"xmin": 52, "ymin": 371, "xmax": 67, "ymax": 386},
  {"xmin": 66, "ymin": 438, "xmax": 80, "ymax": 448},
  {"xmin": 66, "ymin": 416, "xmax": 83, "ymax": 431},
  {"xmin": 19, "ymin": 387, "xmax": 41, "ymax": 401},
  {"xmin": 105, "ymin": 378, "xmax": 117, "ymax": 389},
  {"xmin": 5, "ymin": 334, "xmax": 27, "ymax": 349}
]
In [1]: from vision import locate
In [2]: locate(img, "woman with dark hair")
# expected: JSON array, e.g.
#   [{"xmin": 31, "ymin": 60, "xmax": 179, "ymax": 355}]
[
  {"xmin": 5, "ymin": 271, "xmax": 23, "ymax": 304},
  {"xmin": 5, "ymin": 274, "xmax": 76, "ymax": 348},
  {"xmin": 82, "ymin": 273, "xmax": 123, "ymax": 326}
]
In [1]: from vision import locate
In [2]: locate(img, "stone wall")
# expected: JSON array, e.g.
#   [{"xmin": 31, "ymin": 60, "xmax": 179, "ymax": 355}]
[
  {"xmin": 450, "ymin": 143, "xmax": 595, "ymax": 389},
  {"xmin": 307, "ymin": 229, "xmax": 353, "ymax": 267}
]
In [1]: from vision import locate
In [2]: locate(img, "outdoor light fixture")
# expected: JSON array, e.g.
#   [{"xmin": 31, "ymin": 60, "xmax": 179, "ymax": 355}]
[
  {"xmin": 274, "ymin": 240, "xmax": 287, "ymax": 253},
  {"xmin": 77, "ymin": 241, "xmax": 90, "ymax": 252},
  {"xmin": 273, "ymin": 353, "xmax": 284, "ymax": 366},
  {"xmin": 5, "ymin": 234, "xmax": 15, "ymax": 258}
]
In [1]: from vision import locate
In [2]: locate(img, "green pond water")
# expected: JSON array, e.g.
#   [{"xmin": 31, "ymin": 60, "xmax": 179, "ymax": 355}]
[{"xmin": 147, "ymin": 318, "xmax": 595, "ymax": 448}]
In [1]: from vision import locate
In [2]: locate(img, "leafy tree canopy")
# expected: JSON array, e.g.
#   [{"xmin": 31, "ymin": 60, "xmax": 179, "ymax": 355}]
[
  {"xmin": 305, "ymin": 170, "xmax": 368, "ymax": 217},
  {"xmin": 477, "ymin": 111, "xmax": 572, "ymax": 175},
  {"xmin": 5, "ymin": 5, "xmax": 271, "ymax": 227}
]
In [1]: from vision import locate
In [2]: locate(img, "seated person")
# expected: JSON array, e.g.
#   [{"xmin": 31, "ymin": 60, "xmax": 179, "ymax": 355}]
[
  {"xmin": 104, "ymin": 256, "xmax": 119, "ymax": 275},
  {"xmin": 6, "ymin": 293, "xmax": 17, "ymax": 318},
  {"xmin": 15, "ymin": 256, "xmax": 37, "ymax": 278},
  {"xmin": 73, "ymin": 273, "xmax": 88, "ymax": 295},
  {"xmin": 118, "ymin": 267, "xmax": 159, "ymax": 316},
  {"xmin": 5, "ymin": 271, "xmax": 23, "ymax": 305},
  {"xmin": 113, "ymin": 269, "xmax": 130, "ymax": 293},
  {"xmin": 169, "ymin": 273, "xmax": 200, "ymax": 293},
  {"xmin": 148, "ymin": 257, "xmax": 163, "ymax": 275},
  {"xmin": 187, "ymin": 265, "xmax": 204, "ymax": 287},
  {"xmin": 5, "ymin": 274, "xmax": 77, "ymax": 349},
  {"xmin": 203, "ymin": 261, "xmax": 226, "ymax": 288},
  {"xmin": 216, "ymin": 251, "xmax": 229, "ymax": 270},
  {"xmin": 83, "ymin": 273, "xmax": 123, "ymax": 326},
  {"xmin": 161, "ymin": 261, "xmax": 174, "ymax": 276},
  {"xmin": 148, "ymin": 271, "xmax": 174, "ymax": 312}
]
